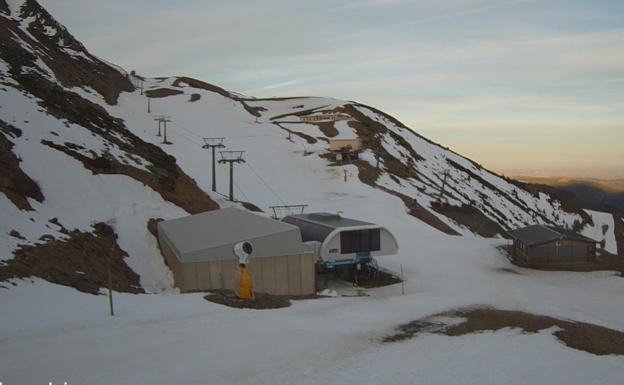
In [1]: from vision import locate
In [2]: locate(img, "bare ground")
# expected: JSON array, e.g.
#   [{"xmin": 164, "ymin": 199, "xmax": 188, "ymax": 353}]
[
  {"xmin": 204, "ymin": 289, "xmax": 320, "ymax": 310},
  {"xmin": 431, "ymin": 202, "xmax": 507, "ymax": 238},
  {"xmin": 383, "ymin": 307, "xmax": 624, "ymax": 356},
  {"xmin": 0, "ymin": 121, "xmax": 44, "ymax": 210},
  {"xmin": 0, "ymin": 222, "xmax": 144, "ymax": 295},
  {"xmin": 144, "ymin": 88, "xmax": 184, "ymax": 98}
]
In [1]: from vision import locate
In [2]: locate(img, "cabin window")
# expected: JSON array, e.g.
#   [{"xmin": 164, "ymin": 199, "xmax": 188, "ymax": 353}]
[{"xmin": 340, "ymin": 229, "xmax": 381, "ymax": 254}]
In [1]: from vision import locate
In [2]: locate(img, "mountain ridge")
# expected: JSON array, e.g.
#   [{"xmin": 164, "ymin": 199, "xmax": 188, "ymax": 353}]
[{"xmin": 1, "ymin": 0, "xmax": 614, "ymax": 294}]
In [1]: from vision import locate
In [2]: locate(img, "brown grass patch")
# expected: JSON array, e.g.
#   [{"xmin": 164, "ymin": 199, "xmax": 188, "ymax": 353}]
[
  {"xmin": 1, "ymin": 5, "xmax": 133, "ymax": 105},
  {"xmin": 189, "ymin": 93, "xmax": 200, "ymax": 102},
  {"xmin": 0, "ymin": 222, "xmax": 144, "ymax": 295},
  {"xmin": 384, "ymin": 307, "xmax": 624, "ymax": 356},
  {"xmin": 147, "ymin": 217, "xmax": 164, "ymax": 237},
  {"xmin": 144, "ymin": 88, "xmax": 184, "ymax": 98},
  {"xmin": 172, "ymin": 77, "xmax": 230, "ymax": 97},
  {"xmin": 41, "ymin": 141, "xmax": 218, "ymax": 214},
  {"xmin": 274, "ymin": 123, "xmax": 317, "ymax": 144},
  {"xmin": 431, "ymin": 202, "xmax": 507, "ymax": 238},
  {"xmin": 204, "ymin": 289, "xmax": 319, "ymax": 309},
  {"xmin": 0, "ymin": 122, "xmax": 44, "ymax": 211},
  {"xmin": 241, "ymin": 201, "xmax": 263, "ymax": 212},
  {"xmin": 312, "ymin": 121, "xmax": 339, "ymax": 137}
]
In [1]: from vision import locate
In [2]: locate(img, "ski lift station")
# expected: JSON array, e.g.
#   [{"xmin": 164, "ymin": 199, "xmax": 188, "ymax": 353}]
[
  {"xmin": 282, "ymin": 213, "xmax": 399, "ymax": 267},
  {"xmin": 157, "ymin": 208, "xmax": 399, "ymax": 295},
  {"xmin": 157, "ymin": 207, "xmax": 315, "ymax": 295}
]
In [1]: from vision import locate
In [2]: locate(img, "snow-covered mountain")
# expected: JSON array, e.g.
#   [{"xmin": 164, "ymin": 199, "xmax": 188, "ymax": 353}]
[
  {"xmin": 2, "ymin": 2, "xmax": 624, "ymax": 384},
  {"xmin": 0, "ymin": 0, "xmax": 617, "ymax": 295}
]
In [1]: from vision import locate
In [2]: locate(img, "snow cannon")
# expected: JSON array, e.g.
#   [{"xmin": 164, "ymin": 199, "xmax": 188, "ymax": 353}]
[{"xmin": 234, "ymin": 241, "xmax": 254, "ymax": 300}]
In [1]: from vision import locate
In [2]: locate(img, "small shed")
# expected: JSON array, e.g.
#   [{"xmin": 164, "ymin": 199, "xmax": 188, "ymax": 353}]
[
  {"xmin": 157, "ymin": 207, "xmax": 315, "ymax": 295},
  {"xmin": 329, "ymin": 139, "xmax": 362, "ymax": 163},
  {"xmin": 282, "ymin": 213, "xmax": 398, "ymax": 266},
  {"xmin": 509, "ymin": 225, "xmax": 597, "ymax": 265}
]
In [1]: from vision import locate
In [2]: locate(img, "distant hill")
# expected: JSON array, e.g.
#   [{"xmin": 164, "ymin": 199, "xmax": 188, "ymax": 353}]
[{"xmin": 515, "ymin": 177, "xmax": 624, "ymax": 215}]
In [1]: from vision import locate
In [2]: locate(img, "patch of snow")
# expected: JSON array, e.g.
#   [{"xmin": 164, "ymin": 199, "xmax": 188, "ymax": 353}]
[{"xmin": 582, "ymin": 209, "xmax": 618, "ymax": 254}]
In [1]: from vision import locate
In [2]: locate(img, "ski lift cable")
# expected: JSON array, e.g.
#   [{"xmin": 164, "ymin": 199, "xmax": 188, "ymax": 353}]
[
  {"xmin": 158, "ymin": 125, "xmax": 252, "ymax": 203},
  {"xmin": 245, "ymin": 162, "xmax": 286, "ymax": 205},
  {"xmin": 218, "ymin": 161, "xmax": 250, "ymax": 202}
]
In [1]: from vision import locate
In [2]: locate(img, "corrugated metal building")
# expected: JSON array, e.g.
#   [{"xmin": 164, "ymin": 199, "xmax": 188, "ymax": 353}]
[
  {"xmin": 282, "ymin": 213, "xmax": 398, "ymax": 266},
  {"xmin": 509, "ymin": 224, "xmax": 597, "ymax": 265},
  {"xmin": 157, "ymin": 207, "xmax": 315, "ymax": 295}
]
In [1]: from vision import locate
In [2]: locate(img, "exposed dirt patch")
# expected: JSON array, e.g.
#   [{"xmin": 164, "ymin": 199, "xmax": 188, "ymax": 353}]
[
  {"xmin": 383, "ymin": 307, "xmax": 624, "ymax": 356},
  {"xmin": 369, "ymin": 185, "xmax": 458, "ymax": 235},
  {"xmin": 0, "ymin": 222, "xmax": 144, "ymax": 295},
  {"xmin": 189, "ymin": 93, "xmax": 200, "ymax": 102},
  {"xmin": 0, "ymin": 119, "xmax": 22, "ymax": 138},
  {"xmin": 147, "ymin": 217, "xmax": 164, "ymax": 237},
  {"xmin": 240, "ymin": 201, "xmax": 263, "ymax": 212},
  {"xmin": 144, "ymin": 88, "xmax": 184, "ymax": 98},
  {"xmin": 431, "ymin": 202, "xmax": 507, "ymax": 238},
  {"xmin": 449, "ymin": 159, "xmax": 591, "ymax": 228},
  {"xmin": 204, "ymin": 289, "xmax": 319, "ymax": 310},
  {"xmin": 0, "ymin": 122, "xmax": 44, "ymax": 211},
  {"xmin": 274, "ymin": 123, "xmax": 317, "ymax": 144},
  {"xmin": 408, "ymin": 201, "xmax": 460, "ymax": 236},
  {"xmin": 171, "ymin": 76, "xmax": 265, "ymax": 117},
  {"xmin": 352, "ymin": 159, "xmax": 381, "ymax": 185},
  {"xmin": 270, "ymin": 105, "xmax": 329, "ymax": 121},
  {"xmin": 240, "ymin": 102, "xmax": 266, "ymax": 117},
  {"xmin": 515, "ymin": 180, "xmax": 589, "ymax": 219},
  {"xmin": 1, "ymin": 2, "xmax": 133, "ymax": 104},
  {"xmin": 312, "ymin": 121, "xmax": 339, "ymax": 137},
  {"xmin": 172, "ymin": 76, "xmax": 230, "ymax": 97},
  {"xmin": 8, "ymin": 229, "xmax": 26, "ymax": 240},
  {"xmin": 48, "ymin": 217, "xmax": 69, "ymax": 234},
  {"xmin": 41, "ymin": 140, "xmax": 218, "ymax": 215}
]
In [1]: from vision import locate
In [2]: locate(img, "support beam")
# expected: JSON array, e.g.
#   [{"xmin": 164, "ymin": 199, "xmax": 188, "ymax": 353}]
[
  {"xmin": 218, "ymin": 150, "xmax": 245, "ymax": 201},
  {"xmin": 202, "ymin": 138, "xmax": 226, "ymax": 192}
]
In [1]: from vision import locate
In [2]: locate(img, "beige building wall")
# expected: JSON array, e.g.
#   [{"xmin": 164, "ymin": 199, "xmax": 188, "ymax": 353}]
[
  {"xmin": 329, "ymin": 139, "xmax": 362, "ymax": 152},
  {"xmin": 158, "ymin": 231, "xmax": 315, "ymax": 295}
]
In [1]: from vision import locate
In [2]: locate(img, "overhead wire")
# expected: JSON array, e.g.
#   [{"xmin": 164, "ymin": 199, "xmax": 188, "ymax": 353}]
[
  {"xmin": 246, "ymin": 162, "xmax": 286, "ymax": 205},
  {"xmin": 161, "ymin": 120, "xmax": 253, "ymax": 203},
  {"xmin": 166, "ymin": 118, "xmax": 286, "ymax": 205}
]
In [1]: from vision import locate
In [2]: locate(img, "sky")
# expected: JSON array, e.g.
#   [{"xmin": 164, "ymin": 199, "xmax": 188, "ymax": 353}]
[{"xmin": 39, "ymin": 0, "xmax": 624, "ymax": 178}]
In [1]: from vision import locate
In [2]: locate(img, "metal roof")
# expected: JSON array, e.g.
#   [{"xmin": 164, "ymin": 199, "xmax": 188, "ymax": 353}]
[
  {"xmin": 157, "ymin": 207, "xmax": 310, "ymax": 263},
  {"xmin": 284, "ymin": 212, "xmax": 375, "ymax": 230},
  {"xmin": 508, "ymin": 224, "xmax": 597, "ymax": 246}
]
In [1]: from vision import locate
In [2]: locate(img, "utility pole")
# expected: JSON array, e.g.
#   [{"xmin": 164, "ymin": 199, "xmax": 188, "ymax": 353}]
[
  {"xmin": 154, "ymin": 115, "xmax": 164, "ymax": 136},
  {"xmin": 437, "ymin": 170, "xmax": 450, "ymax": 203},
  {"xmin": 104, "ymin": 218, "xmax": 117, "ymax": 317},
  {"xmin": 162, "ymin": 116, "xmax": 171, "ymax": 144},
  {"xmin": 154, "ymin": 115, "xmax": 171, "ymax": 144},
  {"xmin": 202, "ymin": 137, "xmax": 226, "ymax": 192},
  {"xmin": 147, "ymin": 96, "xmax": 151, "ymax": 113},
  {"xmin": 108, "ymin": 240, "xmax": 114, "ymax": 316},
  {"xmin": 218, "ymin": 151, "xmax": 245, "ymax": 201}
]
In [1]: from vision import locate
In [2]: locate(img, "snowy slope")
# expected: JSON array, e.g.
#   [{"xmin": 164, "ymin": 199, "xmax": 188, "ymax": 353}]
[
  {"xmin": 1, "ymin": 0, "xmax": 618, "ymax": 292},
  {"xmin": 582, "ymin": 209, "xmax": 618, "ymax": 254},
  {"xmin": 108, "ymin": 76, "xmax": 588, "ymax": 236},
  {"xmin": 1, "ymin": 2, "xmax": 624, "ymax": 384}
]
